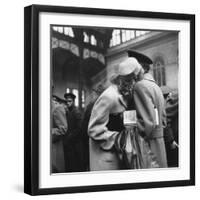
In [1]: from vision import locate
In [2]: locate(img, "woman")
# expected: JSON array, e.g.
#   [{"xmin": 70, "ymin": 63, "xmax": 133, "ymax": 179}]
[{"xmin": 88, "ymin": 57, "xmax": 143, "ymax": 171}]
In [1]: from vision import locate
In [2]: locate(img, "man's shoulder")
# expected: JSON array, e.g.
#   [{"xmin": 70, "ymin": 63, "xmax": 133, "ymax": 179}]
[
  {"xmin": 104, "ymin": 85, "xmax": 119, "ymax": 98},
  {"xmin": 97, "ymin": 85, "xmax": 117, "ymax": 101},
  {"xmin": 135, "ymin": 79, "xmax": 149, "ymax": 91},
  {"xmin": 54, "ymin": 104, "xmax": 66, "ymax": 113}
]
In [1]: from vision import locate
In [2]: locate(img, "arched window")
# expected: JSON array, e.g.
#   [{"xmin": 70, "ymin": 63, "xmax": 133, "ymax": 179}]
[{"xmin": 153, "ymin": 56, "xmax": 166, "ymax": 86}]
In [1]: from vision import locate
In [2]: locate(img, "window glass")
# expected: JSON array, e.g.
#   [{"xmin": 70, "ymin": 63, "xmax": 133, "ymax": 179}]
[
  {"xmin": 125, "ymin": 30, "xmax": 131, "ymax": 41},
  {"xmin": 58, "ymin": 27, "xmax": 63, "ymax": 33},
  {"xmin": 72, "ymin": 89, "xmax": 79, "ymax": 107},
  {"xmin": 122, "ymin": 30, "xmax": 126, "ymax": 42},
  {"xmin": 130, "ymin": 30, "xmax": 135, "ymax": 39},
  {"xmin": 52, "ymin": 26, "xmax": 58, "ymax": 31},
  {"xmin": 153, "ymin": 57, "xmax": 166, "ymax": 86},
  {"xmin": 91, "ymin": 35, "xmax": 97, "ymax": 46},
  {"xmin": 82, "ymin": 90, "xmax": 85, "ymax": 108},
  {"xmin": 136, "ymin": 31, "xmax": 142, "ymax": 37},
  {"xmin": 64, "ymin": 27, "xmax": 74, "ymax": 37},
  {"xmin": 110, "ymin": 29, "xmax": 149, "ymax": 47},
  {"xmin": 83, "ymin": 32, "xmax": 89, "ymax": 43},
  {"xmin": 66, "ymin": 88, "xmax": 70, "ymax": 93},
  {"xmin": 112, "ymin": 29, "xmax": 121, "ymax": 46}
]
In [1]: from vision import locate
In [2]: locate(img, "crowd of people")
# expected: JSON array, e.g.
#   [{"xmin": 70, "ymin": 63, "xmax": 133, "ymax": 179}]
[{"xmin": 51, "ymin": 50, "xmax": 178, "ymax": 173}]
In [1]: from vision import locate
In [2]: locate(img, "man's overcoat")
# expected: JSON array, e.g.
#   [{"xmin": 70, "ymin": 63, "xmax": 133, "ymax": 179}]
[
  {"xmin": 52, "ymin": 103, "xmax": 68, "ymax": 172},
  {"xmin": 133, "ymin": 73, "xmax": 167, "ymax": 167}
]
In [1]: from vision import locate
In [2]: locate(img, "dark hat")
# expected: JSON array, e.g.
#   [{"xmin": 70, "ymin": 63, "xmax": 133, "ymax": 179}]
[
  {"xmin": 64, "ymin": 92, "xmax": 76, "ymax": 100},
  {"xmin": 52, "ymin": 95, "xmax": 66, "ymax": 103},
  {"xmin": 127, "ymin": 50, "xmax": 153, "ymax": 65}
]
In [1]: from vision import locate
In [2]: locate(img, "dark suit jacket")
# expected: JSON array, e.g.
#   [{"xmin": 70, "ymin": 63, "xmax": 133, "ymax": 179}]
[{"xmin": 63, "ymin": 105, "xmax": 84, "ymax": 172}]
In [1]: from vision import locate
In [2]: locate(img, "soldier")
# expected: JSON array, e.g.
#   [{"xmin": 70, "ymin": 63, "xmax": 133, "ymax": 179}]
[
  {"xmin": 128, "ymin": 50, "xmax": 168, "ymax": 168},
  {"xmin": 161, "ymin": 86, "xmax": 179, "ymax": 167},
  {"xmin": 63, "ymin": 93, "xmax": 84, "ymax": 172}
]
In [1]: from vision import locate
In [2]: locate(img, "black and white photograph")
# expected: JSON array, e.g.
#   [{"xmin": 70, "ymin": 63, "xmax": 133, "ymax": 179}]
[
  {"xmin": 24, "ymin": 4, "xmax": 195, "ymax": 195},
  {"xmin": 1, "ymin": 0, "xmax": 200, "ymax": 199},
  {"xmin": 50, "ymin": 26, "xmax": 179, "ymax": 174}
]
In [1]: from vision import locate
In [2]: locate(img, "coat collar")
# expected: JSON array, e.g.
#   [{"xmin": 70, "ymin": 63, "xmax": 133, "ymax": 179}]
[
  {"xmin": 144, "ymin": 73, "xmax": 155, "ymax": 83},
  {"xmin": 112, "ymin": 84, "xmax": 127, "ymax": 109},
  {"xmin": 118, "ymin": 94, "xmax": 127, "ymax": 109}
]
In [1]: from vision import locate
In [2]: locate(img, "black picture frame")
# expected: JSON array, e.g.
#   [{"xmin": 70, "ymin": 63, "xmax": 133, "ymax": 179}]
[{"xmin": 24, "ymin": 4, "xmax": 195, "ymax": 195}]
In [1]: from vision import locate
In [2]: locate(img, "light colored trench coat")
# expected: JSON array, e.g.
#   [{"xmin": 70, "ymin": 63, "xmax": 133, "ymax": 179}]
[
  {"xmin": 133, "ymin": 73, "xmax": 168, "ymax": 168},
  {"xmin": 88, "ymin": 84, "xmax": 127, "ymax": 171},
  {"xmin": 52, "ymin": 103, "xmax": 68, "ymax": 172}
]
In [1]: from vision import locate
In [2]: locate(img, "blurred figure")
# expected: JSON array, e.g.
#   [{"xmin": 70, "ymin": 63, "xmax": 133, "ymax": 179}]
[
  {"xmin": 161, "ymin": 86, "xmax": 179, "ymax": 167},
  {"xmin": 88, "ymin": 57, "xmax": 143, "ymax": 171},
  {"xmin": 81, "ymin": 84, "xmax": 105, "ymax": 171},
  {"xmin": 52, "ymin": 96, "xmax": 68, "ymax": 173},
  {"xmin": 63, "ymin": 93, "xmax": 84, "ymax": 172},
  {"xmin": 52, "ymin": 95, "xmax": 68, "ymax": 110},
  {"xmin": 128, "ymin": 50, "xmax": 167, "ymax": 168}
]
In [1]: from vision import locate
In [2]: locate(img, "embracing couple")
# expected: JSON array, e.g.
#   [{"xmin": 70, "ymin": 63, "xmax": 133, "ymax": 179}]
[{"xmin": 88, "ymin": 50, "xmax": 167, "ymax": 171}]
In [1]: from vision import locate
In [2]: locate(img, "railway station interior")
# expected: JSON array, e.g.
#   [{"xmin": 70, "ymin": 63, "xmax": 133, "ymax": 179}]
[{"xmin": 51, "ymin": 26, "xmax": 178, "ymax": 110}]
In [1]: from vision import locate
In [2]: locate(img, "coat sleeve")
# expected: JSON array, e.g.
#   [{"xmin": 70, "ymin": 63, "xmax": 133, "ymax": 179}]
[
  {"xmin": 133, "ymin": 83, "xmax": 156, "ymax": 139},
  {"xmin": 52, "ymin": 106, "xmax": 68, "ymax": 142},
  {"xmin": 88, "ymin": 94, "xmax": 118, "ymax": 151}
]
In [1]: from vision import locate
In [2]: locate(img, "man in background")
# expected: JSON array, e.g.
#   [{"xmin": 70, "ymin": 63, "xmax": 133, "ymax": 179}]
[
  {"xmin": 161, "ymin": 86, "xmax": 179, "ymax": 167},
  {"xmin": 63, "ymin": 93, "xmax": 84, "ymax": 172},
  {"xmin": 52, "ymin": 96, "xmax": 68, "ymax": 173}
]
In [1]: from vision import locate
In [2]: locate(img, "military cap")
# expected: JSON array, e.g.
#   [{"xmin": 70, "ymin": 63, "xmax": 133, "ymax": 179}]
[
  {"xmin": 64, "ymin": 92, "xmax": 76, "ymax": 100},
  {"xmin": 53, "ymin": 95, "xmax": 66, "ymax": 103},
  {"xmin": 127, "ymin": 50, "xmax": 153, "ymax": 65}
]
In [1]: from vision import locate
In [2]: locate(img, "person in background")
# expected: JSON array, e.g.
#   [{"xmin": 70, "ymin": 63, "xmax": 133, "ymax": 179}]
[
  {"xmin": 81, "ymin": 84, "xmax": 105, "ymax": 171},
  {"xmin": 128, "ymin": 50, "xmax": 168, "ymax": 168},
  {"xmin": 63, "ymin": 93, "xmax": 84, "ymax": 172},
  {"xmin": 52, "ymin": 96, "xmax": 68, "ymax": 173},
  {"xmin": 52, "ymin": 95, "xmax": 68, "ymax": 110},
  {"xmin": 88, "ymin": 57, "xmax": 143, "ymax": 171},
  {"xmin": 161, "ymin": 86, "xmax": 179, "ymax": 167}
]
